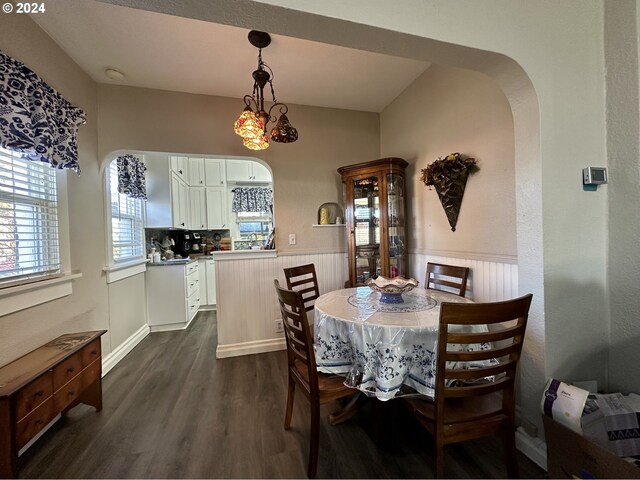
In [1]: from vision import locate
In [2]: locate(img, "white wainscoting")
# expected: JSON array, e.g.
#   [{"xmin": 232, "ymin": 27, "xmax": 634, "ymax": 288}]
[
  {"xmin": 215, "ymin": 252, "xmax": 348, "ymax": 358},
  {"xmin": 214, "ymin": 250, "xmax": 519, "ymax": 358},
  {"xmin": 410, "ymin": 252, "xmax": 519, "ymax": 302}
]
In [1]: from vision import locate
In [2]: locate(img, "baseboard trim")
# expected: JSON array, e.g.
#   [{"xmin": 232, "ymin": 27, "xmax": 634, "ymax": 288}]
[
  {"xmin": 148, "ymin": 312, "xmax": 197, "ymax": 333},
  {"xmin": 149, "ymin": 322, "xmax": 187, "ymax": 333},
  {"xmin": 102, "ymin": 324, "xmax": 150, "ymax": 376},
  {"xmin": 516, "ymin": 426, "xmax": 547, "ymax": 471},
  {"xmin": 216, "ymin": 337, "xmax": 286, "ymax": 358}
]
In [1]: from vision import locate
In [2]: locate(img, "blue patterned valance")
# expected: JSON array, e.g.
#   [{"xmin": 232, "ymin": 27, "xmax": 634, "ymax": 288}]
[
  {"xmin": 116, "ymin": 154, "xmax": 146, "ymax": 199},
  {"xmin": 0, "ymin": 50, "xmax": 86, "ymax": 174},
  {"xmin": 231, "ymin": 187, "xmax": 273, "ymax": 213}
]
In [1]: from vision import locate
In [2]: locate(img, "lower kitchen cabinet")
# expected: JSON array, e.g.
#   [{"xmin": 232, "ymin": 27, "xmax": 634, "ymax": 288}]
[
  {"xmin": 198, "ymin": 257, "xmax": 217, "ymax": 307},
  {"xmin": 146, "ymin": 261, "xmax": 200, "ymax": 332}
]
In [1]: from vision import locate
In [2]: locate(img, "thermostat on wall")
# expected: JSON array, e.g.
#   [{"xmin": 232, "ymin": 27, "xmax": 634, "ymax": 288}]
[{"xmin": 583, "ymin": 167, "xmax": 608, "ymax": 185}]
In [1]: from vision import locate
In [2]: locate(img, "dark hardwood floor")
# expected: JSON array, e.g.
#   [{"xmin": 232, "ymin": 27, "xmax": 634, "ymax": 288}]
[{"xmin": 19, "ymin": 313, "xmax": 546, "ymax": 478}]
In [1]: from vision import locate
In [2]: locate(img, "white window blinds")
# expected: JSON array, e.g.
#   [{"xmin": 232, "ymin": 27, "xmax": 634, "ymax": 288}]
[
  {"xmin": 109, "ymin": 160, "xmax": 144, "ymax": 262},
  {"xmin": 0, "ymin": 147, "xmax": 60, "ymax": 282}
]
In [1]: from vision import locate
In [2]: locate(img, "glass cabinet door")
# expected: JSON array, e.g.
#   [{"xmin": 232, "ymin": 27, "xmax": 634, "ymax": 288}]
[
  {"xmin": 352, "ymin": 177, "xmax": 380, "ymax": 284},
  {"xmin": 386, "ymin": 173, "xmax": 406, "ymax": 278}
]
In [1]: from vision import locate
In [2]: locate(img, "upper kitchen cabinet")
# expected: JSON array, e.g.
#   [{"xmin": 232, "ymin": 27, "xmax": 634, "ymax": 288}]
[
  {"xmin": 170, "ymin": 155, "xmax": 189, "ymax": 182},
  {"xmin": 204, "ymin": 159, "xmax": 226, "ymax": 187},
  {"xmin": 189, "ymin": 187, "xmax": 207, "ymax": 230},
  {"xmin": 146, "ymin": 155, "xmax": 190, "ymax": 229},
  {"xmin": 206, "ymin": 187, "xmax": 228, "ymax": 229},
  {"xmin": 226, "ymin": 159, "xmax": 271, "ymax": 183},
  {"xmin": 170, "ymin": 172, "xmax": 189, "ymax": 229},
  {"xmin": 188, "ymin": 157, "xmax": 205, "ymax": 186}
]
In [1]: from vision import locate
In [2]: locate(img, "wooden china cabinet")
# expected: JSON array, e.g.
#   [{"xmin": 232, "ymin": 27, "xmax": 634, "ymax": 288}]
[{"xmin": 338, "ymin": 158, "xmax": 409, "ymax": 287}]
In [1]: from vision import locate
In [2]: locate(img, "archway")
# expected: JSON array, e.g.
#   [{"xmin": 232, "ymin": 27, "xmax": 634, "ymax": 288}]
[{"xmin": 102, "ymin": 0, "xmax": 545, "ymax": 444}]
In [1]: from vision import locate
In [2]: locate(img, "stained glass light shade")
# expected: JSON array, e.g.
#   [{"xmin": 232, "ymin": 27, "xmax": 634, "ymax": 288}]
[
  {"xmin": 234, "ymin": 107, "xmax": 264, "ymax": 139},
  {"xmin": 243, "ymin": 133, "xmax": 270, "ymax": 150},
  {"xmin": 270, "ymin": 113, "xmax": 298, "ymax": 143}
]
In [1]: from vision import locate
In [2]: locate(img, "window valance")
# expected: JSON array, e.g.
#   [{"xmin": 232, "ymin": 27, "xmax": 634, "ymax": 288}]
[
  {"xmin": 231, "ymin": 187, "xmax": 273, "ymax": 214},
  {"xmin": 0, "ymin": 50, "xmax": 86, "ymax": 174},
  {"xmin": 116, "ymin": 154, "xmax": 147, "ymax": 199}
]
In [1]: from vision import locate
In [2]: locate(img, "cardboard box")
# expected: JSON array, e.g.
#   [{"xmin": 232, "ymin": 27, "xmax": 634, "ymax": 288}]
[
  {"xmin": 543, "ymin": 415, "xmax": 640, "ymax": 479},
  {"xmin": 581, "ymin": 393, "xmax": 640, "ymax": 457}
]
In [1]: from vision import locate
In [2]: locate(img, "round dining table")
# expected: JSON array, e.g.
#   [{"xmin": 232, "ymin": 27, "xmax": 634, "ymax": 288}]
[{"xmin": 313, "ymin": 286, "xmax": 482, "ymax": 401}]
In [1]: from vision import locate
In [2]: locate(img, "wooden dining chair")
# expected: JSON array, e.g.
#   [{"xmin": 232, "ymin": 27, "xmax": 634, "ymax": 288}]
[
  {"xmin": 274, "ymin": 279, "xmax": 355, "ymax": 478},
  {"xmin": 425, "ymin": 262, "xmax": 470, "ymax": 297},
  {"xmin": 403, "ymin": 294, "xmax": 533, "ymax": 478},
  {"xmin": 283, "ymin": 264, "xmax": 320, "ymax": 314},
  {"xmin": 284, "ymin": 264, "xmax": 320, "ymax": 335}
]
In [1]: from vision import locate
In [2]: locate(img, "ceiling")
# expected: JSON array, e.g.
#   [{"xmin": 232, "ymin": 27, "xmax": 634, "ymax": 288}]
[{"xmin": 31, "ymin": 0, "xmax": 430, "ymax": 113}]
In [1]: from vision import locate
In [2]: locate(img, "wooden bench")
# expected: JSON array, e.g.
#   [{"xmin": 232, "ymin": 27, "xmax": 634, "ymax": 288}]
[{"xmin": 0, "ymin": 330, "xmax": 106, "ymax": 478}]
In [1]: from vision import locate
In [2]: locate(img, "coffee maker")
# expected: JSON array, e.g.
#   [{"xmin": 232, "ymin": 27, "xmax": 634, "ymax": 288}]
[
  {"xmin": 191, "ymin": 233, "xmax": 201, "ymax": 252},
  {"xmin": 181, "ymin": 232, "xmax": 192, "ymax": 255}
]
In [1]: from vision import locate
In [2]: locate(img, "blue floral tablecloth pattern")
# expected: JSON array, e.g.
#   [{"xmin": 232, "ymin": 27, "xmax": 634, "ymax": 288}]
[{"xmin": 314, "ymin": 287, "xmax": 491, "ymax": 401}]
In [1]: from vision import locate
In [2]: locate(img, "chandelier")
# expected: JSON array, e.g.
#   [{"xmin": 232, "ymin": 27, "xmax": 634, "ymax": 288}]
[{"xmin": 233, "ymin": 30, "xmax": 298, "ymax": 151}]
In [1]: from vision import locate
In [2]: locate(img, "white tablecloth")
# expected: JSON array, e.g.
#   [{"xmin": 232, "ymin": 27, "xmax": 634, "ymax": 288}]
[{"xmin": 314, "ymin": 287, "xmax": 482, "ymax": 401}]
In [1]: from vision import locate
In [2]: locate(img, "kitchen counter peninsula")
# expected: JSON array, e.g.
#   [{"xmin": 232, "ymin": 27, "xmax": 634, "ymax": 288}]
[{"xmin": 211, "ymin": 250, "xmax": 277, "ymax": 260}]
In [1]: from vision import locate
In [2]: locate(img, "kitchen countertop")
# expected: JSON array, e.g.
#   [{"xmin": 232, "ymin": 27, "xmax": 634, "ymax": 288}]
[{"xmin": 147, "ymin": 257, "xmax": 198, "ymax": 266}]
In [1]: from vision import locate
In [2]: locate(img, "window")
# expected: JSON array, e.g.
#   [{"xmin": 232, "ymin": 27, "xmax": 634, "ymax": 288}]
[
  {"xmin": 108, "ymin": 159, "xmax": 144, "ymax": 263},
  {"xmin": 238, "ymin": 220, "xmax": 272, "ymax": 241},
  {"xmin": 0, "ymin": 147, "xmax": 60, "ymax": 283}
]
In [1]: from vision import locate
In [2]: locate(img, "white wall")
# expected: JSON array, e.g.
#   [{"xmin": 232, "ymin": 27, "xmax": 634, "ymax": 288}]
[
  {"xmin": 605, "ymin": 0, "xmax": 640, "ymax": 394},
  {"xmin": 0, "ymin": 13, "xmax": 107, "ymax": 364},
  {"xmin": 107, "ymin": 274, "xmax": 147, "ymax": 348},
  {"xmin": 215, "ymin": 252, "xmax": 347, "ymax": 357},
  {"xmin": 0, "ymin": 14, "xmax": 149, "ymax": 373},
  {"xmin": 381, "ymin": 64, "xmax": 516, "ymax": 259}
]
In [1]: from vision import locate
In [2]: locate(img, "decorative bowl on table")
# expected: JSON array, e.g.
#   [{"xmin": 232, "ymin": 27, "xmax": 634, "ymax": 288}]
[{"xmin": 366, "ymin": 276, "xmax": 419, "ymax": 304}]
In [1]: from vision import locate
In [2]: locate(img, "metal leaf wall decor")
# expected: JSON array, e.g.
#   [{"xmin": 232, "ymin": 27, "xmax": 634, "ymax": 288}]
[{"xmin": 420, "ymin": 153, "xmax": 479, "ymax": 232}]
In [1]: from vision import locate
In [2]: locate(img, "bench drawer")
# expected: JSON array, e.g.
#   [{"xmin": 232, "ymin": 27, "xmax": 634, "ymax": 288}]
[
  {"xmin": 81, "ymin": 339, "xmax": 101, "ymax": 367},
  {"xmin": 16, "ymin": 397, "xmax": 54, "ymax": 449},
  {"xmin": 16, "ymin": 372, "xmax": 53, "ymax": 421},
  {"xmin": 53, "ymin": 353, "xmax": 82, "ymax": 390},
  {"xmin": 82, "ymin": 358, "xmax": 102, "ymax": 388},
  {"xmin": 54, "ymin": 374, "xmax": 83, "ymax": 412}
]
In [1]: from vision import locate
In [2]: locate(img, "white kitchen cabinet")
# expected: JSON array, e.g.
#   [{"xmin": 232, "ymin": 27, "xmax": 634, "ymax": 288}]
[
  {"xmin": 169, "ymin": 155, "xmax": 189, "ymax": 181},
  {"xmin": 189, "ymin": 187, "xmax": 207, "ymax": 230},
  {"xmin": 206, "ymin": 187, "xmax": 228, "ymax": 229},
  {"xmin": 188, "ymin": 157, "xmax": 205, "ymax": 186},
  {"xmin": 198, "ymin": 257, "xmax": 216, "ymax": 307},
  {"xmin": 170, "ymin": 172, "xmax": 189, "ymax": 229},
  {"xmin": 146, "ymin": 261, "xmax": 200, "ymax": 332},
  {"xmin": 147, "ymin": 155, "xmax": 188, "ymax": 229},
  {"xmin": 226, "ymin": 159, "xmax": 271, "ymax": 183},
  {"xmin": 251, "ymin": 161, "xmax": 271, "ymax": 182},
  {"xmin": 204, "ymin": 159, "xmax": 226, "ymax": 186}
]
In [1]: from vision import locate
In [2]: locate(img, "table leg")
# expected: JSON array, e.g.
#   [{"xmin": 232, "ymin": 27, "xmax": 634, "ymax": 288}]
[
  {"xmin": 371, "ymin": 398, "xmax": 400, "ymax": 451},
  {"xmin": 328, "ymin": 392, "xmax": 364, "ymax": 425}
]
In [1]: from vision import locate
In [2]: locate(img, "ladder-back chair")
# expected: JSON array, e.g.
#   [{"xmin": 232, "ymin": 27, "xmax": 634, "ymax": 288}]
[
  {"xmin": 425, "ymin": 262, "xmax": 470, "ymax": 297},
  {"xmin": 403, "ymin": 294, "xmax": 533, "ymax": 478},
  {"xmin": 274, "ymin": 279, "xmax": 355, "ymax": 478}
]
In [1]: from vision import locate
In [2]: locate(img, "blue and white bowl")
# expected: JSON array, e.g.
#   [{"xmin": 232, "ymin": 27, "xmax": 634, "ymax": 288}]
[{"xmin": 366, "ymin": 276, "xmax": 419, "ymax": 304}]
